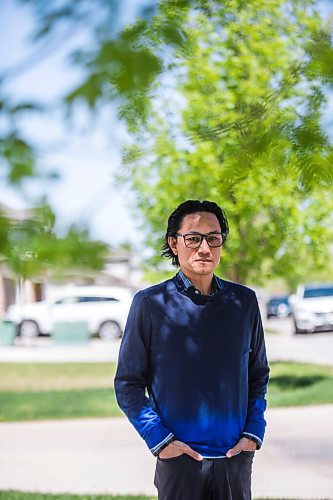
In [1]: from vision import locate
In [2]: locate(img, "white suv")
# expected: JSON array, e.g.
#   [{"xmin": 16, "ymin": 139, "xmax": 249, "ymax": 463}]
[
  {"xmin": 5, "ymin": 286, "xmax": 133, "ymax": 341},
  {"xmin": 291, "ymin": 284, "xmax": 333, "ymax": 334}
]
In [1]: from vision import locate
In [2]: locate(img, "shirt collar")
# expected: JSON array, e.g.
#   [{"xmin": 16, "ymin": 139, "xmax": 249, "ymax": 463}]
[{"xmin": 177, "ymin": 269, "xmax": 221, "ymax": 296}]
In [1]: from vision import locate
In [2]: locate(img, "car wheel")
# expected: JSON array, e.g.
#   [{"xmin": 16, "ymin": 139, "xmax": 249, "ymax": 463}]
[
  {"xmin": 293, "ymin": 318, "xmax": 309, "ymax": 335},
  {"xmin": 19, "ymin": 320, "xmax": 40, "ymax": 339},
  {"xmin": 98, "ymin": 321, "xmax": 122, "ymax": 341}
]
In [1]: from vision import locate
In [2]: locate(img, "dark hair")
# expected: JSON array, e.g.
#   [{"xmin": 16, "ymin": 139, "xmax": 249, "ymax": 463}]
[{"xmin": 161, "ymin": 200, "xmax": 229, "ymax": 267}]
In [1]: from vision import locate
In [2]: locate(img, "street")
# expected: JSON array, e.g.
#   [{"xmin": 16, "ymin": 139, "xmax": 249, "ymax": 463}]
[
  {"xmin": 1, "ymin": 317, "xmax": 333, "ymax": 366},
  {"xmin": 263, "ymin": 317, "xmax": 333, "ymax": 366}
]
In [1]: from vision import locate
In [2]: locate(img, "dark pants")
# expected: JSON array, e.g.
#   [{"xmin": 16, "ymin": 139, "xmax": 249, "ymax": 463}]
[{"xmin": 154, "ymin": 452, "xmax": 254, "ymax": 500}]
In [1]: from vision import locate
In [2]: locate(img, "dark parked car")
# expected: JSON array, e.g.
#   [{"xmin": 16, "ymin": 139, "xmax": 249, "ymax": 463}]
[{"xmin": 266, "ymin": 295, "xmax": 291, "ymax": 319}]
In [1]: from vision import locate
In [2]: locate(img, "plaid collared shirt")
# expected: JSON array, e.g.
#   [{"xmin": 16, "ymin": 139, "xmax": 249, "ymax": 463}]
[{"xmin": 177, "ymin": 269, "xmax": 222, "ymax": 296}]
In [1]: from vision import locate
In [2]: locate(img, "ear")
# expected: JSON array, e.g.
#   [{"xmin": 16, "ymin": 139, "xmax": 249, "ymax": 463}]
[{"xmin": 168, "ymin": 236, "xmax": 178, "ymax": 255}]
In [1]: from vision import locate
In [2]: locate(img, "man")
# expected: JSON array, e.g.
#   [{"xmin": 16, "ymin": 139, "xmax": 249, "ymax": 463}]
[{"xmin": 115, "ymin": 200, "xmax": 269, "ymax": 500}]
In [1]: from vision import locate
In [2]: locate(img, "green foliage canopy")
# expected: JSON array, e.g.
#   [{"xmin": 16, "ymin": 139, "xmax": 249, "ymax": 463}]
[
  {"xmin": 0, "ymin": 204, "xmax": 108, "ymax": 281},
  {"xmin": 1, "ymin": 0, "xmax": 333, "ymax": 286},
  {"xmin": 118, "ymin": 0, "xmax": 333, "ymax": 286}
]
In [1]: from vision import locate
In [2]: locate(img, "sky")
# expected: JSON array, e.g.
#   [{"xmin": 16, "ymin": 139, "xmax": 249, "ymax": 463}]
[
  {"xmin": 0, "ymin": 0, "xmax": 146, "ymax": 247},
  {"xmin": 1, "ymin": 0, "xmax": 333, "ymax": 249}
]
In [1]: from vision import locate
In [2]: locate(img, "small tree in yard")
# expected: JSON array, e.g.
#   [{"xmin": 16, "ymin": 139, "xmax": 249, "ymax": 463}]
[
  {"xmin": 1, "ymin": 203, "xmax": 108, "ymax": 308},
  {"xmin": 119, "ymin": 0, "xmax": 333, "ymax": 287}
]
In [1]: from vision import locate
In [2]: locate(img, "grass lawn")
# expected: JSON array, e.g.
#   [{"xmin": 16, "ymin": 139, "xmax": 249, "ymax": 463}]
[
  {"xmin": 0, "ymin": 361, "xmax": 332, "ymax": 422},
  {"xmin": 0, "ymin": 363, "xmax": 117, "ymax": 392},
  {"xmin": 267, "ymin": 362, "xmax": 333, "ymax": 407},
  {"xmin": 0, "ymin": 363, "xmax": 121, "ymax": 422}
]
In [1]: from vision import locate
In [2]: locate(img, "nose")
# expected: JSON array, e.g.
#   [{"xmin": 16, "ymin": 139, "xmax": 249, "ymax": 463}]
[{"xmin": 198, "ymin": 237, "xmax": 210, "ymax": 252}]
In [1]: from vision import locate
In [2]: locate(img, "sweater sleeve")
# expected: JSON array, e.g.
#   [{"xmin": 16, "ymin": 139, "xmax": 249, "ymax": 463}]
[
  {"xmin": 114, "ymin": 291, "xmax": 175, "ymax": 455},
  {"xmin": 242, "ymin": 294, "xmax": 270, "ymax": 448}
]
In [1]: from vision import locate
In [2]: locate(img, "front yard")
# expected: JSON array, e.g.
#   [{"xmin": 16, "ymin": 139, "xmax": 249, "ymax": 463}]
[{"xmin": 0, "ymin": 361, "xmax": 332, "ymax": 422}]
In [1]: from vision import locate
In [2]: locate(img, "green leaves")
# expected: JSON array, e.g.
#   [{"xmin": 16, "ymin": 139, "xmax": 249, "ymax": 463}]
[
  {"xmin": 3, "ymin": 0, "xmax": 333, "ymax": 287},
  {"xmin": 63, "ymin": 3, "xmax": 193, "ymax": 128},
  {"xmin": 0, "ymin": 95, "xmax": 43, "ymax": 185},
  {"xmin": 305, "ymin": 29, "xmax": 333, "ymax": 84},
  {"xmin": 0, "ymin": 203, "xmax": 108, "ymax": 281},
  {"xmin": 0, "ymin": 134, "xmax": 36, "ymax": 185},
  {"xmin": 119, "ymin": 0, "xmax": 333, "ymax": 286}
]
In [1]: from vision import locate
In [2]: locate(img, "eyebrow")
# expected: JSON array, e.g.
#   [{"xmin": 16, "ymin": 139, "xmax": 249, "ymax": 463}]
[{"xmin": 185, "ymin": 231, "xmax": 221, "ymax": 234}]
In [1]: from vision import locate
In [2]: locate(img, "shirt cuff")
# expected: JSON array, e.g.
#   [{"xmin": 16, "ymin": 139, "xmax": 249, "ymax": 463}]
[
  {"xmin": 150, "ymin": 433, "xmax": 175, "ymax": 456},
  {"xmin": 241, "ymin": 432, "xmax": 263, "ymax": 450}
]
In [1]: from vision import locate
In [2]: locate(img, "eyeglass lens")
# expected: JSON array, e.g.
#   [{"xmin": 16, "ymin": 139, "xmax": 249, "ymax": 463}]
[{"xmin": 184, "ymin": 234, "xmax": 223, "ymax": 248}]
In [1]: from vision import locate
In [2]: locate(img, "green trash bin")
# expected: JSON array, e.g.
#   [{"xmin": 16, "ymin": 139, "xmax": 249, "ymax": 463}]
[
  {"xmin": 52, "ymin": 321, "xmax": 90, "ymax": 345},
  {"xmin": 0, "ymin": 321, "xmax": 17, "ymax": 346}
]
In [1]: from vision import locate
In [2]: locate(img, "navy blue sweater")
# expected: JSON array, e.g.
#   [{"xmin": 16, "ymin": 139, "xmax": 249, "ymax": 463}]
[{"xmin": 114, "ymin": 273, "xmax": 269, "ymax": 458}]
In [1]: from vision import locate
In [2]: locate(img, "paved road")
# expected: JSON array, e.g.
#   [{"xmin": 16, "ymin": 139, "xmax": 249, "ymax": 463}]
[
  {"xmin": 0, "ymin": 405, "xmax": 332, "ymax": 498},
  {"xmin": 1, "ymin": 318, "xmax": 333, "ymax": 365}
]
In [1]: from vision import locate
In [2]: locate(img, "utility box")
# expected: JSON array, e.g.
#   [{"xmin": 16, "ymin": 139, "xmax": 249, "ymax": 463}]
[
  {"xmin": 52, "ymin": 321, "xmax": 90, "ymax": 345},
  {"xmin": 0, "ymin": 321, "xmax": 17, "ymax": 346}
]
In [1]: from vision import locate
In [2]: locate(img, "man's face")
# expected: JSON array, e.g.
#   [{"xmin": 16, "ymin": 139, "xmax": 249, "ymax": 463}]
[{"xmin": 168, "ymin": 211, "xmax": 222, "ymax": 278}]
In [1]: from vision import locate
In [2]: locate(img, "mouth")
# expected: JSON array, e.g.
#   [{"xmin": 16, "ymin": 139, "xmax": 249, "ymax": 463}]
[{"xmin": 195, "ymin": 259, "xmax": 212, "ymax": 263}]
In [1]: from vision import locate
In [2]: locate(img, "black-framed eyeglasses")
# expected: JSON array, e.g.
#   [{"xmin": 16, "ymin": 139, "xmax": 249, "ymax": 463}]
[{"xmin": 175, "ymin": 232, "xmax": 225, "ymax": 249}]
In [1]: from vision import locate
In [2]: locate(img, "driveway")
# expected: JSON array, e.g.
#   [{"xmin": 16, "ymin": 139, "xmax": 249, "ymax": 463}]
[{"xmin": 0, "ymin": 405, "xmax": 332, "ymax": 498}]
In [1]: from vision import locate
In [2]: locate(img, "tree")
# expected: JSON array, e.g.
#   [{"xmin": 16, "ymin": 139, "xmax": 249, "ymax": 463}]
[
  {"xmin": 119, "ymin": 0, "xmax": 333, "ymax": 287},
  {"xmin": 0, "ymin": 103, "xmax": 109, "ymax": 286},
  {"xmin": 13, "ymin": 0, "xmax": 333, "ymax": 131},
  {"xmin": 0, "ymin": 5, "xmax": 113, "ymax": 280},
  {"xmin": 2, "ymin": 0, "xmax": 333, "ymax": 287},
  {"xmin": 0, "ymin": 203, "xmax": 108, "ymax": 305}
]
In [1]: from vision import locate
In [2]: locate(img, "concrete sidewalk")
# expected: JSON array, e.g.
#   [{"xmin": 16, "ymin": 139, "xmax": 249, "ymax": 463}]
[{"xmin": 0, "ymin": 405, "xmax": 332, "ymax": 498}]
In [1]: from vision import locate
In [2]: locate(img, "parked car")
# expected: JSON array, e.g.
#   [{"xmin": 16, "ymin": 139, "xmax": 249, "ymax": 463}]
[
  {"xmin": 5, "ymin": 286, "xmax": 133, "ymax": 341},
  {"xmin": 266, "ymin": 295, "xmax": 291, "ymax": 319},
  {"xmin": 290, "ymin": 283, "xmax": 333, "ymax": 334}
]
